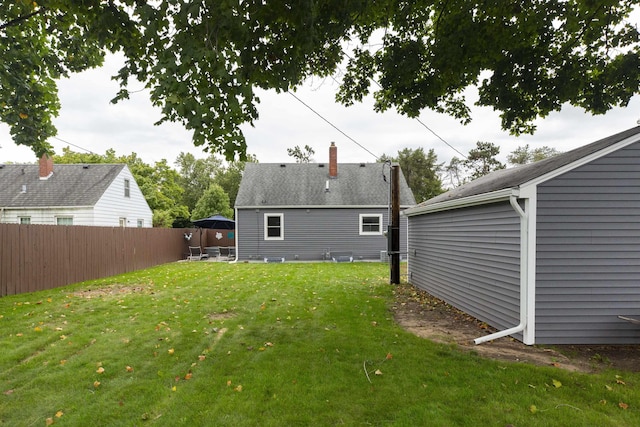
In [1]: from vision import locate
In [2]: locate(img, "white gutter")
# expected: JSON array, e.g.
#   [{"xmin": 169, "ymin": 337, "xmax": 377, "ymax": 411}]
[
  {"xmin": 404, "ymin": 188, "xmax": 515, "ymax": 216},
  {"xmin": 474, "ymin": 194, "xmax": 530, "ymax": 345},
  {"xmin": 229, "ymin": 207, "xmax": 239, "ymax": 264}
]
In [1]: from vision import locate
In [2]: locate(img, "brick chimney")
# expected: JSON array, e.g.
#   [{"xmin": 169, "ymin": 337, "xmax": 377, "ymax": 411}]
[
  {"xmin": 329, "ymin": 142, "xmax": 337, "ymax": 178},
  {"xmin": 39, "ymin": 154, "xmax": 53, "ymax": 180}
]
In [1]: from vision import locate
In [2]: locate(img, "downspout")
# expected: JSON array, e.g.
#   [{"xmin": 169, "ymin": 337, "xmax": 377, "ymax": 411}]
[
  {"xmin": 474, "ymin": 193, "xmax": 528, "ymax": 345},
  {"xmin": 230, "ymin": 207, "xmax": 239, "ymax": 264}
]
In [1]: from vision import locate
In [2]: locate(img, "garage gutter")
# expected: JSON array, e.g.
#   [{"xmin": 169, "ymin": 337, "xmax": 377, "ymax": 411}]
[
  {"xmin": 473, "ymin": 193, "xmax": 529, "ymax": 345},
  {"xmin": 405, "ymin": 187, "xmax": 535, "ymax": 346}
]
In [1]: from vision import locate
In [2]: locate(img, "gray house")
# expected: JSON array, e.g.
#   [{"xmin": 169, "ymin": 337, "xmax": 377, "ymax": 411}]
[
  {"xmin": 404, "ymin": 126, "xmax": 640, "ymax": 345},
  {"xmin": 234, "ymin": 143, "xmax": 416, "ymax": 261}
]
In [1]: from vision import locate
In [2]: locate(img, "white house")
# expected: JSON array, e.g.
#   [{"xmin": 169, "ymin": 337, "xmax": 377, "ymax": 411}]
[{"xmin": 0, "ymin": 155, "xmax": 152, "ymax": 227}]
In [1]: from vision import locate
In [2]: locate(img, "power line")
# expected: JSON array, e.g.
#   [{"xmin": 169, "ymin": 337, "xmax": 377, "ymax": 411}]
[
  {"xmin": 286, "ymin": 90, "xmax": 380, "ymax": 161},
  {"xmin": 341, "ymin": 51, "xmax": 468, "ymax": 160}
]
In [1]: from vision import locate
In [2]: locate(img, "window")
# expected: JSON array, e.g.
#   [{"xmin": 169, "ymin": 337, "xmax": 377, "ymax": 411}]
[
  {"xmin": 19, "ymin": 217, "xmax": 31, "ymax": 224},
  {"xmin": 124, "ymin": 179, "xmax": 130, "ymax": 198},
  {"xmin": 56, "ymin": 217, "xmax": 73, "ymax": 226},
  {"xmin": 264, "ymin": 213, "xmax": 284, "ymax": 240},
  {"xmin": 137, "ymin": 219, "xmax": 144, "ymax": 228},
  {"xmin": 119, "ymin": 217, "xmax": 127, "ymax": 227},
  {"xmin": 359, "ymin": 214, "xmax": 383, "ymax": 235}
]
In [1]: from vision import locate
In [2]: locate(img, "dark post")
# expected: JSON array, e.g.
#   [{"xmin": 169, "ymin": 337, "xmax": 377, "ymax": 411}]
[{"xmin": 390, "ymin": 164, "xmax": 401, "ymax": 284}]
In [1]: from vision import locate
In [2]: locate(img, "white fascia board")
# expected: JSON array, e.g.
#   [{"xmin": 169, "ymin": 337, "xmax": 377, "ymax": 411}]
[
  {"xmin": 403, "ymin": 188, "xmax": 519, "ymax": 216},
  {"xmin": 1, "ymin": 205, "xmax": 94, "ymax": 210}
]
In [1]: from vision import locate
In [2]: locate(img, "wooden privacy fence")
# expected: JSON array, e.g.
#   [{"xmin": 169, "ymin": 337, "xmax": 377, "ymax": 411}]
[{"xmin": 0, "ymin": 224, "xmax": 219, "ymax": 296}]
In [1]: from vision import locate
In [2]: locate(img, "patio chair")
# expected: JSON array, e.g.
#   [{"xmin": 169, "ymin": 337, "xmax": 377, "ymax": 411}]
[{"xmin": 187, "ymin": 246, "xmax": 209, "ymax": 261}]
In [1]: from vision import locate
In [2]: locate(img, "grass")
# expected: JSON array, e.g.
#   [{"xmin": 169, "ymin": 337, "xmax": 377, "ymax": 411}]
[{"xmin": 0, "ymin": 262, "xmax": 639, "ymax": 426}]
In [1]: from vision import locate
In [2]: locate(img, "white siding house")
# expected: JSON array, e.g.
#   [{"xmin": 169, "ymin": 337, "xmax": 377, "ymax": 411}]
[{"xmin": 0, "ymin": 156, "xmax": 152, "ymax": 227}]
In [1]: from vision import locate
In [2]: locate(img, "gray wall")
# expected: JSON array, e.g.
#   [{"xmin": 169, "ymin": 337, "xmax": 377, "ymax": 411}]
[
  {"xmin": 536, "ymin": 143, "xmax": 640, "ymax": 344},
  {"xmin": 407, "ymin": 202, "xmax": 522, "ymax": 335},
  {"xmin": 236, "ymin": 207, "xmax": 408, "ymax": 261}
]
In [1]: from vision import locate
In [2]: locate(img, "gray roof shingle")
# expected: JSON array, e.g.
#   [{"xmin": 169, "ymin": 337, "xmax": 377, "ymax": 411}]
[
  {"xmin": 235, "ymin": 163, "xmax": 416, "ymax": 207},
  {"xmin": 420, "ymin": 126, "xmax": 640, "ymax": 207},
  {"xmin": 0, "ymin": 163, "xmax": 126, "ymax": 207}
]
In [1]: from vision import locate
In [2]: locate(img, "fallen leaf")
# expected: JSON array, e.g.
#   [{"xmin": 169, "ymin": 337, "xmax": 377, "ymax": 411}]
[
  {"xmin": 386, "ymin": 353, "xmax": 393, "ymax": 360},
  {"xmin": 3, "ymin": 389, "xmax": 14, "ymax": 395},
  {"xmin": 198, "ymin": 355, "xmax": 206, "ymax": 361},
  {"xmin": 168, "ymin": 348, "xmax": 175, "ymax": 355},
  {"xmin": 374, "ymin": 369, "xmax": 383, "ymax": 376},
  {"xmin": 552, "ymin": 379, "xmax": 562, "ymax": 388},
  {"xmin": 55, "ymin": 411, "xmax": 63, "ymax": 418},
  {"xmin": 126, "ymin": 366, "xmax": 134, "ymax": 372},
  {"xmin": 605, "ymin": 385, "xmax": 613, "ymax": 391},
  {"xmin": 19, "ymin": 112, "xmax": 28, "ymax": 119},
  {"xmin": 185, "ymin": 372, "xmax": 193, "ymax": 380},
  {"xmin": 34, "ymin": 326, "xmax": 42, "ymax": 332},
  {"xmin": 234, "ymin": 385, "xmax": 243, "ymax": 392},
  {"xmin": 227, "ymin": 380, "xmax": 232, "ymax": 386},
  {"xmin": 93, "ymin": 381, "xmax": 101, "ymax": 388},
  {"xmin": 60, "ymin": 360, "xmax": 67, "ymax": 365},
  {"xmin": 96, "ymin": 367, "xmax": 105, "ymax": 374},
  {"xmin": 616, "ymin": 378, "xmax": 626, "ymax": 385},
  {"xmin": 619, "ymin": 402, "xmax": 629, "ymax": 410},
  {"xmin": 529, "ymin": 405, "xmax": 538, "ymax": 414},
  {"xmin": 46, "ymin": 417, "xmax": 54, "ymax": 426},
  {"xmin": 171, "ymin": 386, "xmax": 177, "ymax": 392}
]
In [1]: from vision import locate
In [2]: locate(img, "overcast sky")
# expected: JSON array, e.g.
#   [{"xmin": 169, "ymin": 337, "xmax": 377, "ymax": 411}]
[{"xmin": 1, "ymin": 52, "xmax": 639, "ymax": 168}]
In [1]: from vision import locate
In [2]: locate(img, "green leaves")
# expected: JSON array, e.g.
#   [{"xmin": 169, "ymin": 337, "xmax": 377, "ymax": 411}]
[{"xmin": 1, "ymin": 1, "xmax": 639, "ymax": 159}]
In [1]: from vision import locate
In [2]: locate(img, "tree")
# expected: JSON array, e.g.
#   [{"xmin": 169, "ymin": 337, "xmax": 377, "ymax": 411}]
[
  {"xmin": 175, "ymin": 152, "xmax": 222, "ymax": 213},
  {"xmin": 287, "ymin": 145, "xmax": 315, "ymax": 163},
  {"xmin": 384, "ymin": 148, "xmax": 444, "ymax": 203},
  {"xmin": 191, "ymin": 184, "xmax": 233, "ymax": 221},
  {"xmin": 216, "ymin": 154, "xmax": 258, "ymax": 209},
  {"xmin": 507, "ymin": 145, "xmax": 561, "ymax": 165},
  {"xmin": 3, "ymin": 2, "xmax": 639, "ymax": 159},
  {"xmin": 444, "ymin": 157, "xmax": 464, "ymax": 188},
  {"xmin": 53, "ymin": 147, "xmax": 189, "ymax": 227},
  {"xmin": 464, "ymin": 142, "xmax": 505, "ymax": 180}
]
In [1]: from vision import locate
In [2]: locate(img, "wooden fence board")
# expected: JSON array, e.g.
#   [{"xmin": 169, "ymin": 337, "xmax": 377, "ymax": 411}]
[{"xmin": 0, "ymin": 224, "xmax": 202, "ymax": 296}]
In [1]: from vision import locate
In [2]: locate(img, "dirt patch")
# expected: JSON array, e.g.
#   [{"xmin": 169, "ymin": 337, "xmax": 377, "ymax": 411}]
[
  {"xmin": 392, "ymin": 284, "xmax": 639, "ymax": 373},
  {"xmin": 72, "ymin": 285, "xmax": 149, "ymax": 298}
]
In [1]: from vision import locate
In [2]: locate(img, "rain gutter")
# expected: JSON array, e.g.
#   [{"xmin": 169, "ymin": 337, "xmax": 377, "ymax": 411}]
[
  {"xmin": 229, "ymin": 207, "xmax": 239, "ymax": 264},
  {"xmin": 474, "ymin": 193, "xmax": 531, "ymax": 345}
]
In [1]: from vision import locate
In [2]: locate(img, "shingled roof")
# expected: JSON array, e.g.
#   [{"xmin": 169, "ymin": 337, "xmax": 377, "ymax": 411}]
[
  {"xmin": 419, "ymin": 126, "xmax": 640, "ymax": 207},
  {"xmin": 0, "ymin": 163, "xmax": 126, "ymax": 208},
  {"xmin": 235, "ymin": 162, "xmax": 416, "ymax": 208}
]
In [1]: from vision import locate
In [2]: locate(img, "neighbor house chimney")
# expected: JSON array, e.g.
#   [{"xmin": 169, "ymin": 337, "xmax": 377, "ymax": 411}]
[
  {"xmin": 39, "ymin": 154, "xmax": 53, "ymax": 180},
  {"xmin": 329, "ymin": 142, "xmax": 337, "ymax": 178}
]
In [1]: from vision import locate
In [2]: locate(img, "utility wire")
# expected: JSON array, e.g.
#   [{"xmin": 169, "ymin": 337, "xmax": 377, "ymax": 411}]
[
  {"xmin": 286, "ymin": 90, "xmax": 380, "ymax": 161},
  {"xmin": 341, "ymin": 50, "xmax": 468, "ymax": 160}
]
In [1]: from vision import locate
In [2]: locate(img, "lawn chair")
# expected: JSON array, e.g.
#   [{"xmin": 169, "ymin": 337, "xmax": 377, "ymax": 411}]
[{"xmin": 187, "ymin": 246, "xmax": 209, "ymax": 261}]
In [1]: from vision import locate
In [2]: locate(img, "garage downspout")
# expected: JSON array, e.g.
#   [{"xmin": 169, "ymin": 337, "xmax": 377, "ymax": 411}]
[{"xmin": 474, "ymin": 194, "xmax": 528, "ymax": 345}]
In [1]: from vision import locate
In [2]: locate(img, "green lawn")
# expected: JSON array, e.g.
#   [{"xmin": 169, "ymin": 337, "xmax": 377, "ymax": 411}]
[{"xmin": 1, "ymin": 262, "xmax": 638, "ymax": 426}]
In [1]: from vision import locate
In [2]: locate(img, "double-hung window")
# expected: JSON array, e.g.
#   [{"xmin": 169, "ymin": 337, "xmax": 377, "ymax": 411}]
[
  {"xmin": 264, "ymin": 213, "xmax": 284, "ymax": 240},
  {"xmin": 359, "ymin": 214, "xmax": 383, "ymax": 235}
]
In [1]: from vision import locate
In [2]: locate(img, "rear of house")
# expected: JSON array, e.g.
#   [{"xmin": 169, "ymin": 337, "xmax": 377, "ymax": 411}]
[
  {"xmin": 405, "ymin": 127, "xmax": 640, "ymax": 345},
  {"xmin": 235, "ymin": 143, "xmax": 416, "ymax": 261}
]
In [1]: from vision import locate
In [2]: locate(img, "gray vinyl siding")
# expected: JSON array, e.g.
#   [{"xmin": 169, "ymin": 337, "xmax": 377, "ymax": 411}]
[
  {"xmin": 236, "ymin": 207, "xmax": 408, "ymax": 261},
  {"xmin": 535, "ymin": 143, "xmax": 640, "ymax": 344},
  {"xmin": 407, "ymin": 202, "xmax": 521, "ymax": 334}
]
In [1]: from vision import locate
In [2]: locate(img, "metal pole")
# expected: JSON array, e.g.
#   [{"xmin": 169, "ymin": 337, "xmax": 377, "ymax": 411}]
[{"xmin": 390, "ymin": 164, "xmax": 400, "ymax": 284}]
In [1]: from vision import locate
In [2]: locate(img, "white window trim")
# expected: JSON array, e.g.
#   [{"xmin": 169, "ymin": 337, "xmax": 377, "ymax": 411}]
[
  {"xmin": 359, "ymin": 214, "xmax": 383, "ymax": 236},
  {"xmin": 264, "ymin": 213, "xmax": 284, "ymax": 240},
  {"xmin": 124, "ymin": 179, "xmax": 130, "ymax": 198}
]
